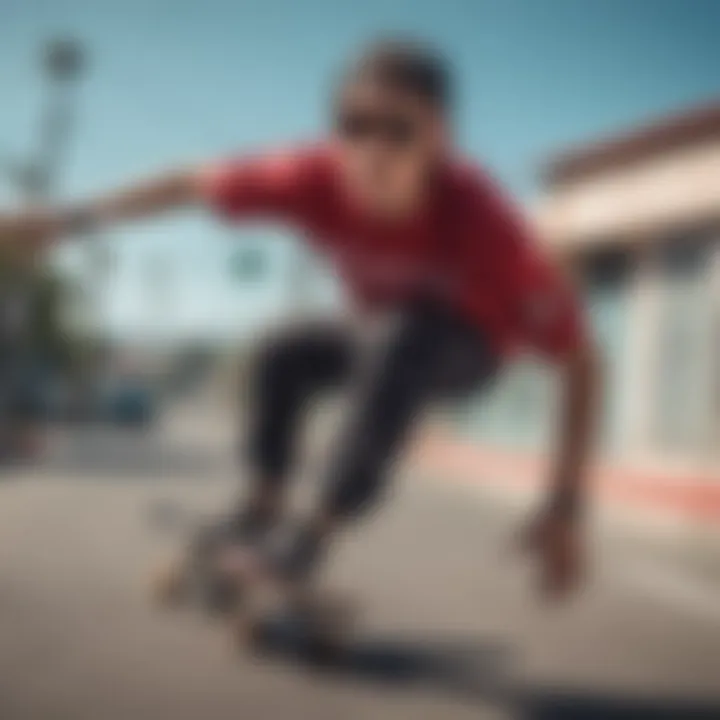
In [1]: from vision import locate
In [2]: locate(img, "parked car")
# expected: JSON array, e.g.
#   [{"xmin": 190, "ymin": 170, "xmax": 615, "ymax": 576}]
[
  {"xmin": 41, "ymin": 375, "xmax": 156, "ymax": 427},
  {"xmin": 104, "ymin": 382, "xmax": 156, "ymax": 427}
]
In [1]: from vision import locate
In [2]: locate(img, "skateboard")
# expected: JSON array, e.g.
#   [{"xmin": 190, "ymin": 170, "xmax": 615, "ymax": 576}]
[
  {"xmin": 152, "ymin": 525, "xmax": 357, "ymax": 663},
  {"xmin": 230, "ymin": 558, "xmax": 357, "ymax": 664},
  {"xmin": 151, "ymin": 519, "xmax": 257, "ymax": 614}
]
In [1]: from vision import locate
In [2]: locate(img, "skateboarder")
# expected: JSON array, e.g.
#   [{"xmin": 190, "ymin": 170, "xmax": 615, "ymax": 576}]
[{"xmin": 0, "ymin": 38, "xmax": 600, "ymax": 600}]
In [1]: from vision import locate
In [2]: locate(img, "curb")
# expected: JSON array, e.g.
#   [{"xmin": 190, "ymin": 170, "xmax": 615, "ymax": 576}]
[{"xmin": 414, "ymin": 432, "xmax": 720, "ymax": 530}]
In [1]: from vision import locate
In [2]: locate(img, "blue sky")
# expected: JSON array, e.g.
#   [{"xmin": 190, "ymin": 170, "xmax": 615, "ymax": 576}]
[{"xmin": 2, "ymin": 0, "xmax": 720, "ymax": 340}]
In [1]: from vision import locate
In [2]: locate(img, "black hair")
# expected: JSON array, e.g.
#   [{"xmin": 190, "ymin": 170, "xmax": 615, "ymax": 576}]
[{"xmin": 340, "ymin": 38, "xmax": 453, "ymax": 113}]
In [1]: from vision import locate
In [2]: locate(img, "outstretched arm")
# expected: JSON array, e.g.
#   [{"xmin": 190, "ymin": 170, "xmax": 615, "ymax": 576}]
[
  {"xmin": 57, "ymin": 168, "xmax": 205, "ymax": 231},
  {"xmin": 548, "ymin": 338, "xmax": 601, "ymax": 519},
  {"xmin": 464, "ymin": 168, "xmax": 601, "ymax": 599},
  {"xmin": 0, "ymin": 167, "xmax": 206, "ymax": 252},
  {"xmin": 519, "ymin": 259, "xmax": 602, "ymax": 600},
  {"xmin": 0, "ymin": 149, "xmax": 317, "ymax": 252}
]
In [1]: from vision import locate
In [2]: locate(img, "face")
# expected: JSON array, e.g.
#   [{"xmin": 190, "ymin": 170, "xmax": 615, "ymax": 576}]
[{"xmin": 332, "ymin": 80, "xmax": 447, "ymax": 218}]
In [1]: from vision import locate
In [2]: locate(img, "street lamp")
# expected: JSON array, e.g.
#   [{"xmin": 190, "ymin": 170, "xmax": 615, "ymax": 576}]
[
  {"xmin": 0, "ymin": 37, "xmax": 86, "ymax": 202},
  {"xmin": 32, "ymin": 37, "xmax": 87, "ymax": 201},
  {"xmin": 44, "ymin": 38, "xmax": 85, "ymax": 82},
  {"xmin": 0, "ymin": 38, "xmax": 87, "ymax": 451}
]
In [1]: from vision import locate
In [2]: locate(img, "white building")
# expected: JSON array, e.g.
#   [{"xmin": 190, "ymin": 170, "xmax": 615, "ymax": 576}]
[{"xmin": 457, "ymin": 101, "xmax": 720, "ymax": 481}]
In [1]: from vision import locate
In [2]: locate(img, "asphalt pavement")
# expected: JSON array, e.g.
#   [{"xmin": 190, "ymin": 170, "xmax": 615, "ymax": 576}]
[{"xmin": 0, "ymin": 410, "xmax": 719, "ymax": 720}]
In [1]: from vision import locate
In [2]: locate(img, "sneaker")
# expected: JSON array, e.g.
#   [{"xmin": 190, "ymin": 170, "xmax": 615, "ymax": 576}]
[{"xmin": 261, "ymin": 521, "xmax": 327, "ymax": 585}]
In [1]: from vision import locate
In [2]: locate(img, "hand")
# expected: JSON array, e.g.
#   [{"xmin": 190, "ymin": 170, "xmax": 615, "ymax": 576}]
[
  {"xmin": 0, "ymin": 209, "xmax": 61, "ymax": 259},
  {"xmin": 521, "ymin": 505, "xmax": 584, "ymax": 600}
]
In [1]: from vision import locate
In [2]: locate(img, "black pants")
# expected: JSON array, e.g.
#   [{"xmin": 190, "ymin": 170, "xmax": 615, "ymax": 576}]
[{"xmin": 247, "ymin": 302, "xmax": 499, "ymax": 519}]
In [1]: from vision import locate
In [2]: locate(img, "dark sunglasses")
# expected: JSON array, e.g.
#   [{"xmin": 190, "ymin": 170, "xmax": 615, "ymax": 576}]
[{"xmin": 335, "ymin": 109, "xmax": 419, "ymax": 146}]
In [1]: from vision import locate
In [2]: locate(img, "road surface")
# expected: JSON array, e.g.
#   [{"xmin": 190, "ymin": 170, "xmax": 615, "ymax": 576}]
[{"xmin": 0, "ymin": 409, "xmax": 719, "ymax": 719}]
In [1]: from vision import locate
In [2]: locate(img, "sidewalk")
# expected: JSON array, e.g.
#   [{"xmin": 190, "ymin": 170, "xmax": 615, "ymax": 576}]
[
  {"xmin": 413, "ymin": 428, "xmax": 720, "ymax": 600},
  {"xmin": 414, "ymin": 429, "xmax": 720, "ymax": 530}
]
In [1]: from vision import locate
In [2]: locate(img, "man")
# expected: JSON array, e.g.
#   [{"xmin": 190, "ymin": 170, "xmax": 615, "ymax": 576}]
[{"xmin": 0, "ymin": 39, "xmax": 599, "ymax": 597}]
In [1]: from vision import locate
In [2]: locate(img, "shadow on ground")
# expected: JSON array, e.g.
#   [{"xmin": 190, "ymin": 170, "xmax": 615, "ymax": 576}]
[
  {"xmin": 514, "ymin": 688, "xmax": 720, "ymax": 720},
  {"xmin": 257, "ymin": 632, "xmax": 720, "ymax": 720}
]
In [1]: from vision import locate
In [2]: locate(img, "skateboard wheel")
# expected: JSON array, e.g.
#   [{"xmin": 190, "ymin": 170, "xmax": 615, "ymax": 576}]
[{"xmin": 304, "ymin": 635, "xmax": 344, "ymax": 666}]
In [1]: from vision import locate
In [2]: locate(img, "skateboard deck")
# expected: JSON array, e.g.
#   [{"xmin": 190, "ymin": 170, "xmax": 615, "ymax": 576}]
[
  {"xmin": 235, "ymin": 589, "xmax": 356, "ymax": 663},
  {"xmin": 152, "ymin": 535, "xmax": 357, "ymax": 664},
  {"xmin": 150, "ymin": 508, "xmax": 266, "ymax": 614},
  {"xmin": 209, "ymin": 542, "xmax": 357, "ymax": 661},
  {"xmin": 151, "ymin": 538, "xmax": 251, "ymax": 614}
]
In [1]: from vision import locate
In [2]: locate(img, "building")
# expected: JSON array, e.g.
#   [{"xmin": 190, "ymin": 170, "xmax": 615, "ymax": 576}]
[
  {"xmin": 440, "ymin": 101, "xmax": 720, "ymax": 525},
  {"xmin": 539, "ymin": 101, "xmax": 720, "ymax": 472}
]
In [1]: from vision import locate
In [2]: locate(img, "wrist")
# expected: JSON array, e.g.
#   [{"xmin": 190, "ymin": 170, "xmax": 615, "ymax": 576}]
[
  {"xmin": 57, "ymin": 206, "xmax": 99, "ymax": 236},
  {"xmin": 545, "ymin": 485, "xmax": 581, "ymax": 521}
]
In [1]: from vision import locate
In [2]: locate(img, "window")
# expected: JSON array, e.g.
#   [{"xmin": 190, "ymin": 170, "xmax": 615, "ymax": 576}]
[
  {"xmin": 651, "ymin": 235, "xmax": 716, "ymax": 455},
  {"xmin": 579, "ymin": 248, "xmax": 634, "ymax": 455}
]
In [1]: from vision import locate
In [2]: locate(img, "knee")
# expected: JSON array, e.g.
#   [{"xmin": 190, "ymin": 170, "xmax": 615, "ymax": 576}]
[
  {"xmin": 245, "ymin": 336, "xmax": 308, "ymax": 478},
  {"xmin": 251, "ymin": 335, "xmax": 303, "ymax": 404}
]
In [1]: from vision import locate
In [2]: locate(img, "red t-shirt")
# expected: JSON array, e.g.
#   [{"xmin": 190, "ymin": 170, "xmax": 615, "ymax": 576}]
[{"xmin": 201, "ymin": 145, "xmax": 585, "ymax": 361}]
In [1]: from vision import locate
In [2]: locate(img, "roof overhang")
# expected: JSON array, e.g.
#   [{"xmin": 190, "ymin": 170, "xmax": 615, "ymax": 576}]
[{"xmin": 534, "ymin": 138, "xmax": 720, "ymax": 253}]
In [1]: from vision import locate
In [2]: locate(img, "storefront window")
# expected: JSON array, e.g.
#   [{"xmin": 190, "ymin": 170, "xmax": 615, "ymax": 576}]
[
  {"xmin": 651, "ymin": 236, "xmax": 716, "ymax": 455},
  {"xmin": 581, "ymin": 249, "xmax": 633, "ymax": 455}
]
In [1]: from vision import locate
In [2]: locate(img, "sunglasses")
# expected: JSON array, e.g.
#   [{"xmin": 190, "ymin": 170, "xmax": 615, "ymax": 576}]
[{"xmin": 335, "ymin": 109, "xmax": 419, "ymax": 146}]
